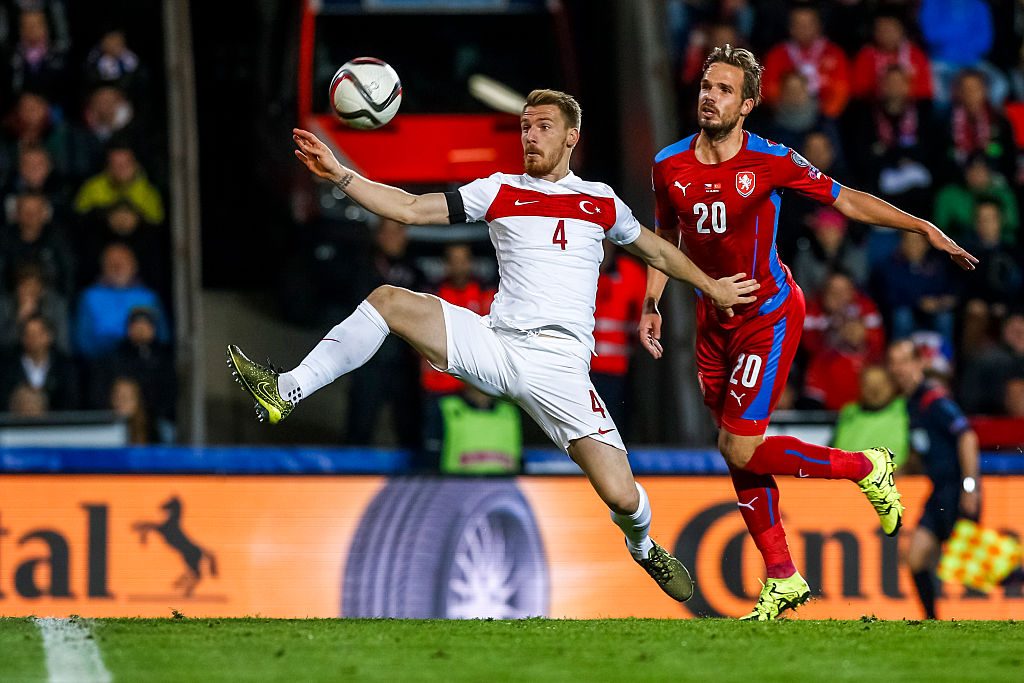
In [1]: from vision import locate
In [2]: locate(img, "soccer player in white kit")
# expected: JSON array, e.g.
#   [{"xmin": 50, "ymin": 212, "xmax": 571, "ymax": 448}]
[{"xmin": 227, "ymin": 89, "xmax": 760, "ymax": 602}]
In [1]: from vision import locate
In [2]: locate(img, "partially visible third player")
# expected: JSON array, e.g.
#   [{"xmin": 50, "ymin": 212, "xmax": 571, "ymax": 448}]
[{"xmin": 641, "ymin": 46, "xmax": 979, "ymax": 620}]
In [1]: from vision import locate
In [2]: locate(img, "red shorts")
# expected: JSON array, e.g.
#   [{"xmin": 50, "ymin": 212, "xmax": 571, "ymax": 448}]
[{"xmin": 694, "ymin": 284, "xmax": 805, "ymax": 436}]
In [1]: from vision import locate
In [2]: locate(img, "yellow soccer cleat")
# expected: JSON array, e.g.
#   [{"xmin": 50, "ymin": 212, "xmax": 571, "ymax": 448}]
[
  {"xmin": 740, "ymin": 572, "xmax": 811, "ymax": 621},
  {"xmin": 858, "ymin": 446, "xmax": 905, "ymax": 537},
  {"xmin": 226, "ymin": 344, "xmax": 294, "ymax": 424}
]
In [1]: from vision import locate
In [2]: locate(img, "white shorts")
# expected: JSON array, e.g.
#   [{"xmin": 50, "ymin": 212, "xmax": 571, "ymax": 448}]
[{"xmin": 436, "ymin": 299, "xmax": 626, "ymax": 453}]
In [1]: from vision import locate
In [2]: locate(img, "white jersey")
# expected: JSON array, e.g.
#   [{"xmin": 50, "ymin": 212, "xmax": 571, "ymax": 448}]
[{"xmin": 458, "ymin": 171, "xmax": 643, "ymax": 352}]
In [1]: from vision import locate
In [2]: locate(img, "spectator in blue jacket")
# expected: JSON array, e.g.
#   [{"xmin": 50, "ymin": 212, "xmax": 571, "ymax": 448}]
[
  {"xmin": 74, "ymin": 242, "xmax": 167, "ymax": 357},
  {"xmin": 870, "ymin": 231, "xmax": 958, "ymax": 347},
  {"xmin": 918, "ymin": 0, "xmax": 1007, "ymax": 105}
]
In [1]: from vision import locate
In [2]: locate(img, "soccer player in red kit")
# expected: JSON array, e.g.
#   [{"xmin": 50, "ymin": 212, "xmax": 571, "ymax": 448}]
[{"xmin": 641, "ymin": 46, "xmax": 979, "ymax": 620}]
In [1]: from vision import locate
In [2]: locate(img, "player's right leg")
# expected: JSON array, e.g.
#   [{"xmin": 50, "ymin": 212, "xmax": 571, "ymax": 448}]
[
  {"xmin": 568, "ymin": 436, "xmax": 693, "ymax": 602},
  {"xmin": 227, "ymin": 285, "xmax": 446, "ymax": 423}
]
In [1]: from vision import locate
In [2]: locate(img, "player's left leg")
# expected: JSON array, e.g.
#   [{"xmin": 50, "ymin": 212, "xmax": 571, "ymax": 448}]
[
  {"xmin": 719, "ymin": 290, "xmax": 903, "ymax": 536},
  {"xmin": 510, "ymin": 335, "xmax": 692, "ymax": 601},
  {"xmin": 227, "ymin": 285, "xmax": 446, "ymax": 423},
  {"xmin": 568, "ymin": 436, "xmax": 693, "ymax": 602}
]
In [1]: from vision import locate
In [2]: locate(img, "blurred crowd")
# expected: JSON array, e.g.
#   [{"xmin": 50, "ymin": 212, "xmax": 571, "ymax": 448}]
[
  {"xmin": 0, "ymin": 1, "xmax": 172, "ymax": 441},
  {"xmin": 670, "ymin": 0, "xmax": 1024, "ymax": 432}
]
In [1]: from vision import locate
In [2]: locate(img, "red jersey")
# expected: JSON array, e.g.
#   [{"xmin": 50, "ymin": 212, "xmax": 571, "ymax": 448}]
[
  {"xmin": 803, "ymin": 291, "xmax": 886, "ymax": 361},
  {"xmin": 653, "ymin": 131, "xmax": 841, "ymax": 329}
]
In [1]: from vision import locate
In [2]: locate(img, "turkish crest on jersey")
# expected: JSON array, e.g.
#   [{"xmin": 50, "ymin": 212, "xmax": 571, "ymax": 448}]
[{"xmin": 735, "ymin": 171, "xmax": 755, "ymax": 197}]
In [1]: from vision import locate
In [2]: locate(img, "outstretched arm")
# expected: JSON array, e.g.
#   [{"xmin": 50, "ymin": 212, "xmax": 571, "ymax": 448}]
[
  {"xmin": 624, "ymin": 227, "xmax": 758, "ymax": 318},
  {"xmin": 292, "ymin": 128, "xmax": 451, "ymax": 225},
  {"xmin": 832, "ymin": 186, "xmax": 978, "ymax": 270}
]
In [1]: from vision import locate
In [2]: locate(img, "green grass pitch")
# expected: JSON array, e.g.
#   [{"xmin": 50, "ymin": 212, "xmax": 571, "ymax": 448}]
[{"xmin": 2, "ymin": 617, "xmax": 1022, "ymax": 682}]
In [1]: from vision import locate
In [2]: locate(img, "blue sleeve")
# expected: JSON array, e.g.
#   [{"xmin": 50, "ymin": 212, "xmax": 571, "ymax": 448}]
[{"xmin": 930, "ymin": 397, "xmax": 970, "ymax": 437}]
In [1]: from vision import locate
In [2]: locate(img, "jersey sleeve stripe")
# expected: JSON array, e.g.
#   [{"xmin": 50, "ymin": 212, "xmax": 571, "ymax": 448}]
[
  {"xmin": 744, "ymin": 132, "xmax": 790, "ymax": 157},
  {"xmin": 654, "ymin": 134, "xmax": 696, "ymax": 163}
]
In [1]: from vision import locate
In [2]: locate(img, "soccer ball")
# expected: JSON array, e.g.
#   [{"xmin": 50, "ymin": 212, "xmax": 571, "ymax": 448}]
[{"xmin": 329, "ymin": 58, "xmax": 402, "ymax": 130}]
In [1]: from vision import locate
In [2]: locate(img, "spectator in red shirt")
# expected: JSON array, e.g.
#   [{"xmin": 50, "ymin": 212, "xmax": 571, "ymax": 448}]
[
  {"xmin": 591, "ymin": 247, "xmax": 646, "ymax": 434},
  {"xmin": 762, "ymin": 5, "xmax": 851, "ymax": 118},
  {"xmin": 803, "ymin": 271, "xmax": 886, "ymax": 362},
  {"xmin": 803, "ymin": 318, "xmax": 872, "ymax": 410},
  {"xmin": 420, "ymin": 243, "xmax": 494, "ymax": 395},
  {"xmin": 851, "ymin": 12, "xmax": 933, "ymax": 101}
]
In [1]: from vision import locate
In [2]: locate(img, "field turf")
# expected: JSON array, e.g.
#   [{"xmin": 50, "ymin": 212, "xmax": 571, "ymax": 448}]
[{"xmin": 2, "ymin": 617, "xmax": 1021, "ymax": 682}]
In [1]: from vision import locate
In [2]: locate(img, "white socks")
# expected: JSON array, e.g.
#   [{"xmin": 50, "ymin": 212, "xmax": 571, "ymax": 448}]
[
  {"xmin": 610, "ymin": 482, "xmax": 654, "ymax": 560},
  {"xmin": 278, "ymin": 300, "xmax": 389, "ymax": 403}
]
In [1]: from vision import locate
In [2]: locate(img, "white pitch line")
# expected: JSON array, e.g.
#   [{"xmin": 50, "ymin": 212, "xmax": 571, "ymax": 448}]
[{"xmin": 33, "ymin": 617, "xmax": 112, "ymax": 683}]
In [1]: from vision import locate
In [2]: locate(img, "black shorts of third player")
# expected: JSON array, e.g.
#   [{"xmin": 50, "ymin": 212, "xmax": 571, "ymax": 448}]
[{"xmin": 918, "ymin": 482, "xmax": 961, "ymax": 542}]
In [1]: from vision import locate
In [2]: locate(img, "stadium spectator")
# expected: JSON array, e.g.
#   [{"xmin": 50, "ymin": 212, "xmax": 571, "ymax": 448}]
[
  {"xmin": 0, "ymin": 91, "xmax": 71, "ymax": 178},
  {"xmin": 4, "ymin": 9, "xmax": 67, "ymax": 103},
  {"xmin": 6, "ymin": 382, "xmax": 47, "ymax": 416},
  {"xmin": 438, "ymin": 385, "xmax": 522, "ymax": 475},
  {"xmin": 71, "ymin": 87, "xmax": 138, "ymax": 176},
  {"xmin": 0, "ymin": 190, "xmax": 74, "ymax": 297},
  {"xmin": 802, "ymin": 317, "xmax": 872, "ymax": 410},
  {"xmin": 420, "ymin": 243, "xmax": 494, "ymax": 396},
  {"xmin": 761, "ymin": 5, "xmax": 850, "ymax": 118},
  {"xmin": 791, "ymin": 207, "xmax": 868, "ymax": 294},
  {"xmin": 420, "ymin": 243, "xmax": 494, "ymax": 464},
  {"xmin": 919, "ymin": 0, "xmax": 1007, "ymax": 106},
  {"xmin": 941, "ymin": 70, "xmax": 1017, "ymax": 182},
  {"xmin": 1, "ymin": 144, "xmax": 69, "ymax": 226},
  {"xmin": 591, "ymin": 247, "xmax": 646, "ymax": 434},
  {"xmin": 345, "ymin": 218, "xmax": 424, "ymax": 448},
  {"xmin": 933, "ymin": 155, "xmax": 1018, "ymax": 244},
  {"xmin": 0, "ymin": 261, "xmax": 68, "ymax": 351},
  {"xmin": 0, "ymin": 1, "xmax": 70, "ymax": 55},
  {"xmin": 74, "ymin": 242, "xmax": 168, "ymax": 358},
  {"xmin": 73, "ymin": 144, "xmax": 163, "ymax": 225},
  {"xmin": 776, "ymin": 127, "xmax": 850, "ymax": 258},
  {"xmin": 78, "ymin": 201, "xmax": 167, "ymax": 293},
  {"xmin": 871, "ymin": 232, "xmax": 957, "ymax": 346},
  {"xmin": 959, "ymin": 311, "xmax": 1024, "ymax": 415},
  {"xmin": 850, "ymin": 12, "xmax": 933, "ymax": 102},
  {"xmin": 959, "ymin": 200, "xmax": 1022, "ymax": 338},
  {"xmin": 109, "ymin": 375, "xmax": 152, "ymax": 444},
  {"xmin": 764, "ymin": 69, "xmax": 840, "ymax": 152},
  {"xmin": 83, "ymin": 29, "xmax": 144, "ymax": 100},
  {"xmin": 91, "ymin": 306, "xmax": 175, "ymax": 436},
  {"xmin": 802, "ymin": 271, "xmax": 885, "ymax": 361},
  {"xmin": 832, "ymin": 364, "xmax": 909, "ymax": 468},
  {"xmin": 848, "ymin": 65, "xmax": 935, "ymax": 219},
  {"xmin": 0, "ymin": 313, "xmax": 78, "ymax": 410}
]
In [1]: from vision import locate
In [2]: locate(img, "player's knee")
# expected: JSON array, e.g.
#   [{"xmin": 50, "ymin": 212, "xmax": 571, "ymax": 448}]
[
  {"xmin": 605, "ymin": 484, "xmax": 640, "ymax": 516},
  {"xmin": 366, "ymin": 285, "xmax": 409, "ymax": 320},
  {"xmin": 717, "ymin": 432, "xmax": 755, "ymax": 469}
]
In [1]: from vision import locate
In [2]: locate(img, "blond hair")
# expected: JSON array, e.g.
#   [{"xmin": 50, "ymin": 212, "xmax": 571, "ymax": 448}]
[{"xmin": 524, "ymin": 89, "xmax": 582, "ymax": 130}]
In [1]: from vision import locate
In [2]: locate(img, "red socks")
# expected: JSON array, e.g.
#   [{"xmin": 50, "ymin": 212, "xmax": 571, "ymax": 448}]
[
  {"xmin": 744, "ymin": 436, "xmax": 872, "ymax": 481},
  {"xmin": 729, "ymin": 467, "xmax": 796, "ymax": 579}
]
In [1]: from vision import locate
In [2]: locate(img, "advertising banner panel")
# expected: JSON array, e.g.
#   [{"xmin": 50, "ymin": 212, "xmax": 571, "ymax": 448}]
[{"xmin": 0, "ymin": 476, "xmax": 1019, "ymax": 619}]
